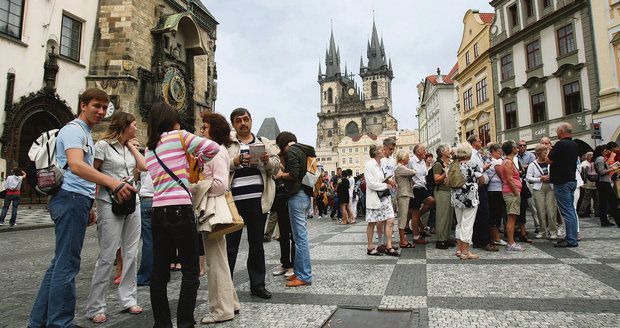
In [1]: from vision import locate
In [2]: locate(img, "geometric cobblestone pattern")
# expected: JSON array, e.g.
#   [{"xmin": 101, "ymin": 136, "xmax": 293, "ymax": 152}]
[{"xmin": 1, "ymin": 207, "xmax": 619, "ymax": 327}]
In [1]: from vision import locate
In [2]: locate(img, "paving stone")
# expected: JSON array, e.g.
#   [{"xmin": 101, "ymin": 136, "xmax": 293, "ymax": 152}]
[
  {"xmin": 379, "ymin": 296, "xmax": 427, "ymax": 309},
  {"xmin": 426, "ymin": 244, "xmax": 554, "ymax": 260},
  {"xmin": 384, "ymin": 264, "xmax": 426, "ymax": 296},
  {"xmin": 427, "ymin": 264, "xmax": 620, "ymax": 299},
  {"xmin": 570, "ymin": 239, "xmax": 620, "ymax": 259}
]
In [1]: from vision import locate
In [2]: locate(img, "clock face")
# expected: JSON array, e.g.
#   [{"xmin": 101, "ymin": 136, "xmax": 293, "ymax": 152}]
[
  {"xmin": 105, "ymin": 102, "xmax": 115, "ymax": 118},
  {"xmin": 348, "ymin": 88, "xmax": 355, "ymax": 96},
  {"xmin": 162, "ymin": 67, "xmax": 187, "ymax": 111}
]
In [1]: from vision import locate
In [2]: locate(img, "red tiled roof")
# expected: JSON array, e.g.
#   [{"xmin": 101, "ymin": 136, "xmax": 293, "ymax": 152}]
[
  {"xmin": 426, "ymin": 63, "xmax": 458, "ymax": 86},
  {"xmin": 445, "ymin": 62, "xmax": 459, "ymax": 83},
  {"xmin": 479, "ymin": 13, "xmax": 495, "ymax": 24}
]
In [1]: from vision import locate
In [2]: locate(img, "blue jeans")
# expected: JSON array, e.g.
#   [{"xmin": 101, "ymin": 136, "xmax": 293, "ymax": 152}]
[
  {"xmin": 0, "ymin": 194, "xmax": 20, "ymax": 225},
  {"xmin": 554, "ymin": 181, "xmax": 578, "ymax": 246},
  {"xmin": 29, "ymin": 188, "xmax": 93, "ymax": 328},
  {"xmin": 287, "ymin": 190, "xmax": 312, "ymax": 282},
  {"xmin": 137, "ymin": 197, "xmax": 153, "ymax": 285}
]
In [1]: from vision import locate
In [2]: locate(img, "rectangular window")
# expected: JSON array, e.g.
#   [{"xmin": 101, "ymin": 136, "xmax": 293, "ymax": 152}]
[
  {"xmin": 476, "ymin": 78, "xmax": 488, "ymax": 104},
  {"xmin": 526, "ymin": 40, "xmax": 542, "ymax": 69},
  {"xmin": 525, "ymin": 0, "xmax": 534, "ymax": 18},
  {"xmin": 543, "ymin": 0, "xmax": 551, "ymax": 8},
  {"xmin": 501, "ymin": 54, "xmax": 514, "ymax": 80},
  {"xmin": 348, "ymin": 158, "xmax": 352, "ymax": 164},
  {"xmin": 509, "ymin": 4, "xmax": 519, "ymax": 27},
  {"xmin": 342, "ymin": 158, "xmax": 346, "ymax": 164},
  {"xmin": 466, "ymin": 130, "xmax": 475, "ymax": 139},
  {"xmin": 531, "ymin": 92, "xmax": 546, "ymax": 123},
  {"xmin": 474, "ymin": 43, "xmax": 479, "ymax": 58},
  {"xmin": 0, "ymin": 0, "xmax": 24, "ymax": 38},
  {"xmin": 563, "ymin": 81, "xmax": 581, "ymax": 115},
  {"xmin": 463, "ymin": 88, "xmax": 473, "ymax": 112},
  {"xmin": 504, "ymin": 102, "xmax": 518, "ymax": 129},
  {"xmin": 465, "ymin": 51, "xmax": 470, "ymax": 65},
  {"xmin": 60, "ymin": 14, "xmax": 82, "ymax": 61},
  {"xmin": 478, "ymin": 123, "xmax": 491, "ymax": 145},
  {"xmin": 557, "ymin": 24, "xmax": 576, "ymax": 56}
]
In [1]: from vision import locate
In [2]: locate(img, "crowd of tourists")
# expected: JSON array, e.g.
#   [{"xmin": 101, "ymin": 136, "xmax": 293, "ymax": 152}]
[{"xmin": 21, "ymin": 87, "xmax": 620, "ymax": 328}]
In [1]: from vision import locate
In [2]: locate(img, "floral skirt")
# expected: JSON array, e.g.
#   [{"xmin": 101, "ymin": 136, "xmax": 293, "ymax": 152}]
[{"xmin": 366, "ymin": 196, "xmax": 395, "ymax": 222}]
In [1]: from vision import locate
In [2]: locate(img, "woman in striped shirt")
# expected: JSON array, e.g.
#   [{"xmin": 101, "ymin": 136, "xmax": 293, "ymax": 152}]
[{"xmin": 145, "ymin": 103, "xmax": 219, "ymax": 328}]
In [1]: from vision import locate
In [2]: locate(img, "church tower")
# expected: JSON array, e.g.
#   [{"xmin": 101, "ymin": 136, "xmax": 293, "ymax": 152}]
[{"xmin": 360, "ymin": 19, "xmax": 394, "ymax": 117}]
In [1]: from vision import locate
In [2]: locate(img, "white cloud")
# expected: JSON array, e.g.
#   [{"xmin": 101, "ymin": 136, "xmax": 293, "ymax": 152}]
[{"xmin": 204, "ymin": 0, "xmax": 494, "ymax": 144}]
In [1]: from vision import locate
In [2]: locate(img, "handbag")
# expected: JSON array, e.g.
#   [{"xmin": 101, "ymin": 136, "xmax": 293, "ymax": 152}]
[
  {"xmin": 376, "ymin": 189, "xmax": 391, "ymax": 198},
  {"xmin": 206, "ymin": 191, "xmax": 245, "ymax": 240},
  {"xmin": 107, "ymin": 143, "xmax": 137, "ymax": 216},
  {"xmin": 179, "ymin": 131, "xmax": 202, "ymax": 184}
]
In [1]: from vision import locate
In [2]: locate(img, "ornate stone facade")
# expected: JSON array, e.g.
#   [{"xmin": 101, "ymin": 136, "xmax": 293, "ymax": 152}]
[
  {"xmin": 87, "ymin": 0, "xmax": 218, "ymax": 140},
  {"xmin": 315, "ymin": 21, "xmax": 398, "ymax": 174}
]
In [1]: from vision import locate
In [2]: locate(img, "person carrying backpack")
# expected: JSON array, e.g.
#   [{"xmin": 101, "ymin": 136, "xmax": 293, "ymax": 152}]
[
  {"xmin": 274, "ymin": 131, "xmax": 316, "ymax": 288},
  {"xmin": 29, "ymin": 88, "xmax": 136, "ymax": 328},
  {"xmin": 0, "ymin": 167, "xmax": 26, "ymax": 227}
]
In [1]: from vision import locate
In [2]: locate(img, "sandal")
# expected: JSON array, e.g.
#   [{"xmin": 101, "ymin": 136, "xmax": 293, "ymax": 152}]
[
  {"xmin": 454, "ymin": 250, "xmax": 462, "ymax": 257},
  {"xmin": 376, "ymin": 244, "xmax": 387, "ymax": 253},
  {"xmin": 386, "ymin": 248, "xmax": 400, "ymax": 257},
  {"xmin": 124, "ymin": 305, "xmax": 143, "ymax": 314},
  {"xmin": 91, "ymin": 313, "xmax": 107, "ymax": 324},
  {"xmin": 399, "ymin": 243, "xmax": 415, "ymax": 249},
  {"xmin": 367, "ymin": 248, "xmax": 383, "ymax": 256},
  {"xmin": 518, "ymin": 235, "xmax": 533, "ymax": 244}
]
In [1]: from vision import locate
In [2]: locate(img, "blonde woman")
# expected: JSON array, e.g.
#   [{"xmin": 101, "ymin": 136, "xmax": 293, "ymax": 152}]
[
  {"xmin": 526, "ymin": 145, "xmax": 558, "ymax": 239},
  {"xmin": 85, "ymin": 112, "xmax": 147, "ymax": 323},
  {"xmin": 450, "ymin": 143, "xmax": 480, "ymax": 260},
  {"xmin": 394, "ymin": 150, "xmax": 416, "ymax": 248}
]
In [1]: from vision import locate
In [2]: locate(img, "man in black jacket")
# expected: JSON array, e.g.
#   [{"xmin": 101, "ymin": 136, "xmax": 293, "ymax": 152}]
[{"xmin": 274, "ymin": 131, "xmax": 315, "ymax": 287}]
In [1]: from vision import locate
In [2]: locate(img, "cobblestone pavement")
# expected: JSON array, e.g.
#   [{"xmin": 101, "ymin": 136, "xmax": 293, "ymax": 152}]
[
  {"xmin": 0, "ymin": 204, "xmax": 52, "ymax": 232},
  {"xmin": 1, "ymin": 209, "xmax": 620, "ymax": 328}
]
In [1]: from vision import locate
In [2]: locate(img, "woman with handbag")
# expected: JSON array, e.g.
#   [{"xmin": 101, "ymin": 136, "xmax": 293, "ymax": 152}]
[
  {"xmin": 364, "ymin": 145, "xmax": 398, "ymax": 256},
  {"xmin": 197, "ymin": 112, "xmax": 241, "ymax": 324},
  {"xmin": 526, "ymin": 145, "xmax": 558, "ymax": 239},
  {"xmin": 145, "ymin": 103, "xmax": 220, "ymax": 328},
  {"xmin": 449, "ymin": 143, "xmax": 480, "ymax": 260},
  {"xmin": 85, "ymin": 112, "xmax": 147, "ymax": 323}
]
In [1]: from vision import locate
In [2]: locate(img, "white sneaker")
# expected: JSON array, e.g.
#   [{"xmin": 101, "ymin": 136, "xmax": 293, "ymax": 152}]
[
  {"xmin": 507, "ymin": 243, "xmax": 525, "ymax": 252},
  {"xmin": 535, "ymin": 233, "xmax": 545, "ymax": 239},
  {"xmin": 284, "ymin": 269, "xmax": 295, "ymax": 277},
  {"xmin": 493, "ymin": 239, "xmax": 508, "ymax": 246},
  {"xmin": 549, "ymin": 234, "xmax": 558, "ymax": 239}
]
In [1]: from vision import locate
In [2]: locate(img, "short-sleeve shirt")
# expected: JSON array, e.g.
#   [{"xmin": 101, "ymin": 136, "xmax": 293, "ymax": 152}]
[
  {"xmin": 548, "ymin": 137, "xmax": 578, "ymax": 184},
  {"xmin": 408, "ymin": 156, "xmax": 427, "ymax": 188},
  {"xmin": 487, "ymin": 158, "xmax": 504, "ymax": 192},
  {"xmin": 230, "ymin": 134, "xmax": 264, "ymax": 201},
  {"xmin": 56, "ymin": 119, "xmax": 95, "ymax": 199},
  {"xmin": 432, "ymin": 160, "xmax": 450, "ymax": 192},
  {"xmin": 94, "ymin": 139, "xmax": 137, "ymax": 202}
]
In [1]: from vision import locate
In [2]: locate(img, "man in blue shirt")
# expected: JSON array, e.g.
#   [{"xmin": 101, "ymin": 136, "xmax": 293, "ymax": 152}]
[{"xmin": 29, "ymin": 88, "xmax": 136, "ymax": 328}]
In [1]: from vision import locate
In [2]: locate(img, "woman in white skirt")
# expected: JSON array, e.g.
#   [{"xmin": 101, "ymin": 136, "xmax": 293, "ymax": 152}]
[
  {"xmin": 85, "ymin": 112, "xmax": 147, "ymax": 323},
  {"xmin": 450, "ymin": 143, "xmax": 480, "ymax": 260},
  {"xmin": 364, "ymin": 145, "xmax": 398, "ymax": 256}
]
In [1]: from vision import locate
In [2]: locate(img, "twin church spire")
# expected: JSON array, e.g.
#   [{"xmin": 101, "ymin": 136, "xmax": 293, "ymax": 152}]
[{"xmin": 318, "ymin": 18, "xmax": 393, "ymax": 81}]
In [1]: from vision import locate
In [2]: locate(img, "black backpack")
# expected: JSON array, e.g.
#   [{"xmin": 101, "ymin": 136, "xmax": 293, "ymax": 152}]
[{"xmin": 425, "ymin": 161, "xmax": 439, "ymax": 189}]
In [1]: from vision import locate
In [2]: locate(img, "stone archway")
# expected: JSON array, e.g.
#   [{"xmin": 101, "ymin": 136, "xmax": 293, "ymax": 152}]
[{"xmin": 1, "ymin": 90, "xmax": 74, "ymax": 203}]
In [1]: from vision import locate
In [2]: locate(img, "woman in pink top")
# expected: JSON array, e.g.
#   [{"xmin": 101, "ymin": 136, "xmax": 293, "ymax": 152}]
[
  {"xmin": 145, "ymin": 103, "xmax": 219, "ymax": 328},
  {"xmin": 197, "ymin": 112, "xmax": 241, "ymax": 324},
  {"xmin": 500, "ymin": 140, "xmax": 524, "ymax": 252}
]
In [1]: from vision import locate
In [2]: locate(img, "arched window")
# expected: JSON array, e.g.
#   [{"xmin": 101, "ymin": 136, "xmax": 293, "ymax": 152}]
[
  {"xmin": 345, "ymin": 121, "xmax": 359, "ymax": 137},
  {"xmin": 327, "ymin": 88, "xmax": 333, "ymax": 104},
  {"xmin": 327, "ymin": 129, "xmax": 332, "ymax": 137},
  {"xmin": 371, "ymin": 81, "xmax": 378, "ymax": 98}
]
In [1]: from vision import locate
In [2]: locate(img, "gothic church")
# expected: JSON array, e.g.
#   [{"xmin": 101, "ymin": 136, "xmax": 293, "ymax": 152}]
[{"xmin": 315, "ymin": 20, "xmax": 397, "ymax": 173}]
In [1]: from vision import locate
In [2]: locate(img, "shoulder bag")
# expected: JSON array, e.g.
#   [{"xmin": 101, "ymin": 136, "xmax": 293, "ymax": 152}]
[
  {"xmin": 107, "ymin": 143, "xmax": 137, "ymax": 216},
  {"xmin": 446, "ymin": 161, "xmax": 466, "ymax": 188}
]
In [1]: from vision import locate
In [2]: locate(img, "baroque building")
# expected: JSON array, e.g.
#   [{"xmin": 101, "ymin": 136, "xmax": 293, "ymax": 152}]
[
  {"xmin": 315, "ymin": 21, "xmax": 398, "ymax": 175},
  {"xmin": 417, "ymin": 65, "xmax": 459, "ymax": 152},
  {"xmin": 489, "ymin": 0, "xmax": 597, "ymax": 152},
  {"xmin": 0, "ymin": 0, "xmax": 99, "ymax": 202},
  {"xmin": 87, "ymin": 0, "xmax": 218, "ymax": 139},
  {"xmin": 454, "ymin": 10, "xmax": 496, "ymax": 145},
  {"xmin": 591, "ymin": 0, "xmax": 620, "ymax": 144}
]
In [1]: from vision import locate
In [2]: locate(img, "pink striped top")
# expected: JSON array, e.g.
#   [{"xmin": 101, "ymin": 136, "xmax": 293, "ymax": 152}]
[{"xmin": 145, "ymin": 130, "xmax": 219, "ymax": 207}]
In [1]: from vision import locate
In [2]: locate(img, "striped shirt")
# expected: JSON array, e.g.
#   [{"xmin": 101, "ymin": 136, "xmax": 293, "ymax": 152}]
[
  {"xmin": 145, "ymin": 130, "xmax": 219, "ymax": 207},
  {"xmin": 231, "ymin": 135, "xmax": 264, "ymax": 201}
]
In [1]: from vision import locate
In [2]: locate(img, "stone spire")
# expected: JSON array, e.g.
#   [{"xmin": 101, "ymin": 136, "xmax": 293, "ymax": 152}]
[
  {"xmin": 324, "ymin": 27, "xmax": 341, "ymax": 78},
  {"xmin": 362, "ymin": 17, "xmax": 393, "ymax": 77}
]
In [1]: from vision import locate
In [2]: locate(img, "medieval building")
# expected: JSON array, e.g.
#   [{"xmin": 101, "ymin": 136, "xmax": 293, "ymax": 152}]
[
  {"xmin": 315, "ymin": 20, "xmax": 398, "ymax": 175},
  {"xmin": 87, "ymin": 0, "xmax": 218, "ymax": 139}
]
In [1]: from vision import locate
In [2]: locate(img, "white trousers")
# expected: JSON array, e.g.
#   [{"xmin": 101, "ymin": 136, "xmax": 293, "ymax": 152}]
[
  {"xmin": 455, "ymin": 206, "xmax": 477, "ymax": 245},
  {"xmin": 85, "ymin": 199, "xmax": 141, "ymax": 317},
  {"xmin": 203, "ymin": 235, "xmax": 240, "ymax": 321}
]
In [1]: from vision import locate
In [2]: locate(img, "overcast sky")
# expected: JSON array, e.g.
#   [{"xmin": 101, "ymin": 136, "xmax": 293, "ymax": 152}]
[{"xmin": 205, "ymin": 0, "xmax": 494, "ymax": 145}]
